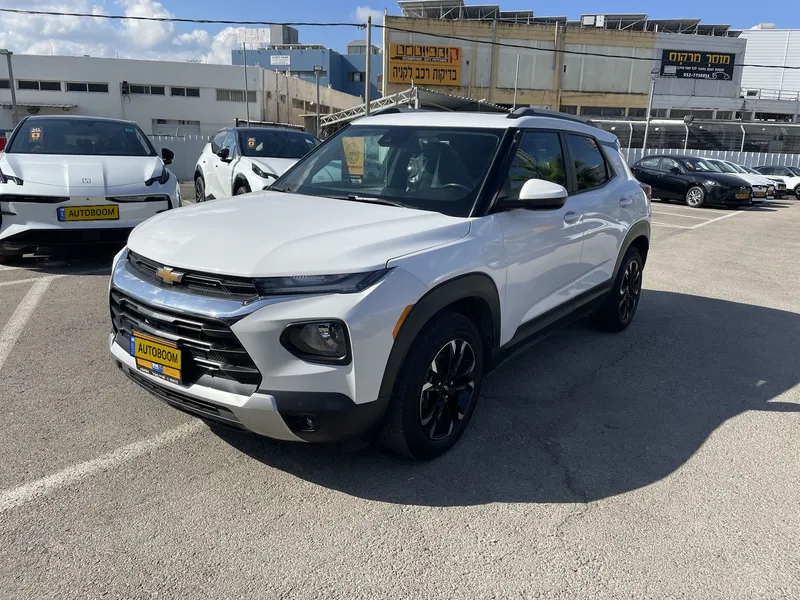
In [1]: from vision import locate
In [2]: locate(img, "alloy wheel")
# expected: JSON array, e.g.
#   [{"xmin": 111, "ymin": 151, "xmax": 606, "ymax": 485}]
[
  {"xmin": 686, "ymin": 188, "xmax": 703, "ymax": 207},
  {"xmin": 195, "ymin": 178, "xmax": 204, "ymax": 202},
  {"xmin": 419, "ymin": 339, "xmax": 477, "ymax": 441},
  {"xmin": 619, "ymin": 258, "xmax": 642, "ymax": 322}
]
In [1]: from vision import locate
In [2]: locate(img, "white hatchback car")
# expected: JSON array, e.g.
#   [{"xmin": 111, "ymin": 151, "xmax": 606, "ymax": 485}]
[
  {"xmin": 193, "ymin": 126, "xmax": 319, "ymax": 201},
  {"xmin": 0, "ymin": 115, "xmax": 180, "ymax": 261},
  {"xmin": 705, "ymin": 158, "xmax": 771, "ymax": 202},
  {"xmin": 110, "ymin": 108, "xmax": 650, "ymax": 459}
]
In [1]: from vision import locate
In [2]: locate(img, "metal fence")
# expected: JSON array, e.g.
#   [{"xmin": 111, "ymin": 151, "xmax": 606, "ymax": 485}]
[
  {"xmin": 148, "ymin": 135, "xmax": 208, "ymax": 182},
  {"xmin": 622, "ymin": 147, "xmax": 800, "ymax": 168}
]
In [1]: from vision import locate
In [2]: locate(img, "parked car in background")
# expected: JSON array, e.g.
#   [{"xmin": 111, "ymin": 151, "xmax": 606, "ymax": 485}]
[
  {"xmin": 740, "ymin": 165, "xmax": 786, "ymax": 198},
  {"xmin": 0, "ymin": 115, "xmax": 180, "ymax": 262},
  {"xmin": 638, "ymin": 181, "xmax": 652, "ymax": 201},
  {"xmin": 110, "ymin": 109, "xmax": 651, "ymax": 459},
  {"xmin": 194, "ymin": 126, "xmax": 319, "ymax": 201},
  {"xmin": 704, "ymin": 158, "xmax": 770, "ymax": 203},
  {"xmin": 631, "ymin": 155, "xmax": 752, "ymax": 208},
  {"xmin": 754, "ymin": 166, "xmax": 800, "ymax": 198}
]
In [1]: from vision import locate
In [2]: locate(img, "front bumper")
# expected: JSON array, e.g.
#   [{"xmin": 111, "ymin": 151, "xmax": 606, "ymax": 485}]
[{"xmin": 109, "ymin": 248, "xmax": 427, "ymax": 443}]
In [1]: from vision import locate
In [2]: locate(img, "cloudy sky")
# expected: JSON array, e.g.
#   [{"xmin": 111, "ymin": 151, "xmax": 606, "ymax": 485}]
[{"xmin": 0, "ymin": 0, "xmax": 386, "ymax": 64}]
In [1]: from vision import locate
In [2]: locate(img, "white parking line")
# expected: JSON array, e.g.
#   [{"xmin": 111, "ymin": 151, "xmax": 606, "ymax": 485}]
[
  {"xmin": 0, "ymin": 422, "xmax": 205, "ymax": 514},
  {"xmin": 0, "ymin": 277, "xmax": 53, "ymax": 372},
  {"xmin": 0, "ymin": 277, "xmax": 54, "ymax": 288},
  {"xmin": 650, "ymin": 211, "xmax": 715, "ymax": 221},
  {"xmin": 652, "ymin": 222, "xmax": 692, "ymax": 229},
  {"xmin": 689, "ymin": 211, "xmax": 742, "ymax": 229},
  {"xmin": 0, "ymin": 265, "xmax": 22, "ymax": 272}
]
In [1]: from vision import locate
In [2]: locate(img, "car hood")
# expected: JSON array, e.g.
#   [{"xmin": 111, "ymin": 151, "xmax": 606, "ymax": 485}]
[
  {"xmin": 702, "ymin": 172, "xmax": 751, "ymax": 187},
  {"xmin": 248, "ymin": 156, "xmax": 297, "ymax": 176},
  {"xmin": 127, "ymin": 191, "xmax": 470, "ymax": 277},
  {"xmin": 731, "ymin": 173, "xmax": 769, "ymax": 186},
  {"xmin": 0, "ymin": 154, "xmax": 165, "ymax": 193}
]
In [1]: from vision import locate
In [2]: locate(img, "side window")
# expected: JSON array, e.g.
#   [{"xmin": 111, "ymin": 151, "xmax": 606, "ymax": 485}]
[
  {"xmin": 565, "ymin": 134, "xmax": 610, "ymax": 191},
  {"xmin": 210, "ymin": 131, "xmax": 226, "ymax": 153},
  {"xmin": 639, "ymin": 157, "xmax": 660, "ymax": 170},
  {"xmin": 757, "ymin": 166, "xmax": 772, "ymax": 175},
  {"xmin": 222, "ymin": 131, "xmax": 237, "ymax": 156},
  {"xmin": 661, "ymin": 158, "xmax": 681, "ymax": 173},
  {"xmin": 500, "ymin": 131, "xmax": 566, "ymax": 200},
  {"xmin": 779, "ymin": 167, "xmax": 792, "ymax": 176}
]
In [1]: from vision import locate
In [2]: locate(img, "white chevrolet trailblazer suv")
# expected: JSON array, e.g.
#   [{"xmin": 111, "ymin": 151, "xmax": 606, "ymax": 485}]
[
  {"xmin": 109, "ymin": 108, "xmax": 651, "ymax": 459},
  {"xmin": 193, "ymin": 126, "xmax": 319, "ymax": 201},
  {"xmin": 0, "ymin": 115, "xmax": 180, "ymax": 261}
]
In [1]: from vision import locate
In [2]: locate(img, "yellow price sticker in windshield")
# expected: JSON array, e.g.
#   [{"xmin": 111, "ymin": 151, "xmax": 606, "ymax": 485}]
[
  {"xmin": 30, "ymin": 127, "xmax": 42, "ymax": 142},
  {"xmin": 342, "ymin": 137, "xmax": 364, "ymax": 176},
  {"xmin": 247, "ymin": 137, "xmax": 256, "ymax": 148}
]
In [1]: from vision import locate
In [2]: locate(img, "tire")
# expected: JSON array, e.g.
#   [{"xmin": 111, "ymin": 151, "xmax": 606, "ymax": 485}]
[
  {"xmin": 379, "ymin": 311, "xmax": 484, "ymax": 460},
  {"xmin": 591, "ymin": 247, "xmax": 644, "ymax": 333},
  {"xmin": 685, "ymin": 186, "xmax": 705, "ymax": 208},
  {"xmin": 234, "ymin": 183, "xmax": 251, "ymax": 196},
  {"xmin": 194, "ymin": 175, "xmax": 205, "ymax": 202},
  {"xmin": 794, "ymin": 187, "xmax": 800, "ymax": 200}
]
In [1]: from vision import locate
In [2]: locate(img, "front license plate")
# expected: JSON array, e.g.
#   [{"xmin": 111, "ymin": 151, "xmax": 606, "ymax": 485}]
[
  {"xmin": 754, "ymin": 191, "xmax": 766, "ymax": 197},
  {"xmin": 130, "ymin": 332, "xmax": 182, "ymax": 384},
  {"xmin": 57, "ymin": 205, "xmax": 119, "ymax": 221},
  {"xmin": 735, "ymin": 193, "xmax": 750, "ymax": 199}
]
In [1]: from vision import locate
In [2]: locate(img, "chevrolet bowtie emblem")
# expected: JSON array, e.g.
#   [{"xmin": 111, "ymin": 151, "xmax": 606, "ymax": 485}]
[{"xmin": 156, "ymin": 266, "xmax": 184, "ymax": 284}]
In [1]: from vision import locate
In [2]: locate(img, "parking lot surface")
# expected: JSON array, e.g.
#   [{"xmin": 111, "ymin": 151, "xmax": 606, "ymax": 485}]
[{"xmin": 1, "ymin": 200, "xmax": 798, "ymax": 599}]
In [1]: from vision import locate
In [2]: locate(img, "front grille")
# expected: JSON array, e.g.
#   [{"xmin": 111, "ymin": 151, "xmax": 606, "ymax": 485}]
[
  {"xmin": 111, "ymin": 289, "xmax": 261, "ymax": 395},
  {"xmin": 127, "ymin": 251, "xmax": 258, "ymax": 299},
  {"xmin": 0, "ymin": 194, "xmax": 69, "ymax": 203}
]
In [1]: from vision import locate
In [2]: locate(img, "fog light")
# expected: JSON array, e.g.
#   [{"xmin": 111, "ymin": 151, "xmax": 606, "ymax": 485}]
[{"xmin": 281, "ymin": 320, "xmax": 350, "ymax": 363}]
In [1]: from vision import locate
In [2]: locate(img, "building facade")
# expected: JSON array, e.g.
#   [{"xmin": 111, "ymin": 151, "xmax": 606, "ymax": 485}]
[
  {"xmin": 231, "ymin": 41, "xmax": 382, "ymax": 100},
  {"xmin": 739, "ymin": 24, "xmax": 800, "ymax": 120},
  {"xmin": 0, "ymin": 54, "xmax": 362, "ymax": 136}
]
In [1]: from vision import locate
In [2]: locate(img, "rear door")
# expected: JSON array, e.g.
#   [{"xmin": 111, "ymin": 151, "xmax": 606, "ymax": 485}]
[
  {"xmin": 631, "ymin": 157, "xmax": 663, "ymax": 193},
  {"xmin": 657, "ymin": 158, "xmax": 688, "ymax": 199}
]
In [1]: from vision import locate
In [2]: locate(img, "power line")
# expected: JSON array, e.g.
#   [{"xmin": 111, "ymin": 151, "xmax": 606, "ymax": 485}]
[
  {"xmin": 377, "ymin": 23, "xmax": 800, "ymax": 71},
  {"xmin": 0, "ymin": 7, "xmax": 363, "ymax": 28}
]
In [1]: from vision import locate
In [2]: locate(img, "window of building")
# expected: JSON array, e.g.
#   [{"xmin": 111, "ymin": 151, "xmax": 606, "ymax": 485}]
[
  {"xmin": 127, "ymin": 84, "xmax": 164, "ymax": 95},
  {"xmin": 559, "ymin": 105, "xmax": 578, "ymax": 115},
  {"xmin": 66, "ymin": 82, "xmax": 109, "ymax": 93},
  {"xmin": 715, "ymin": 111, "xmax": 733, "ymax": 120},
  {"xmin": 348, "ymin": 72, "xmax": 365, "ymax": 83},
  {"xmin": 500, "ymin": 131, "xmax": 567, "ymax": 200},
  {"xmin": 170, "ymin": 87, "xmax": 200, "ymax": 98},
  {"xmin": 652, "ymin": 109, "xmax": 667, "ymax": 118},
  {"xmin": 669, "ymin": 109, "xmax": 690, "ymax": 119},
  {"xmin": 215, "ymin": 89, "xmax": 256, "ymax": 103},
  {"xmin": 0, "ymin": 79, "xmax": 10, "ymax": 89},
  {"xmin": 579, "ymin": 106, "xmax": 625, "ymax": 117},
  {"xmin": 565, "ymin": 134, "xmax": 610, "ymax": 191},
  {"xmin": 627, "ymin": 108, "xmax": 647, "ymax": 118},
  {"xmin": 18, "ymin": 80, "xmax": 61, "ymax": 91}
]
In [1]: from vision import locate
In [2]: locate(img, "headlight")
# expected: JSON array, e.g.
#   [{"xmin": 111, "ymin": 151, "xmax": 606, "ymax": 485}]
[
  {"xmin": 281, "ymin": 321, "xmax": 350, "ymax": 363},
  {"xmin": 145, "ymin": 165, "xmax": 170, "ymax": 186},
  {"xmin": 252, "ymin": 163, "xmax": 275, "ymax": 179},
  {"xmin": 253, "ymin": 269, "xmax": 390, "ymax": 296},
  {"xmin": 704, "ymin": 180, "xmax": 720, "ymax": 186}
]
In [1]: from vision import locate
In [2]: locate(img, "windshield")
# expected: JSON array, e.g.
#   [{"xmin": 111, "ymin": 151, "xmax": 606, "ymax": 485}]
[
  {"xmin": 238, "ymin": 129, "xmax": 319, "ymax": 159},
  {"xmin": 7, "ymin": 118, "xmax": 156, "ymax": 157},
  {"xmin": 741, "ymin": 165, "xmax": 760, "ymax": 175},
  {"xmin": 788, "ymin": 166, "xmax": 800, "ymax": 176},
  {"xmin": 711, "ymin": 160, "xmax": 739, "ymax": 174},
  {"xmin": 682, "ymin": 158, "xmax": 720, "ymax": 173},
  {"xmin": 273, "ymin": 125, "xmax": 503, "ymax": 217}
]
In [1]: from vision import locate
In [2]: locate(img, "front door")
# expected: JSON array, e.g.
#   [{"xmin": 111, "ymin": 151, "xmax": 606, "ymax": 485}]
[
  {"xmin": 213, "ymin": 130, "xmax": 238, "ymax": 198},
  {"xmin": 493, "ymin": 130, "xmax": 584, "ymax": 335},
  {"xmin": 658, "ymin": 157, "xmax": 688, "ymax": 199}
]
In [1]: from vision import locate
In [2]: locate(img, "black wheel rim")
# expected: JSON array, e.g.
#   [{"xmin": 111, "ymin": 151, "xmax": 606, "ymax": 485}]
[
  {"xmin": 619, "ymin": 258, "xmax": 642, "ymax": 322},
  {"xmin": 419, "ymin": 339, "xmax": 477, "ymax": 441},
  {"xmin": 195, "ymin": 178, "xmax": 204, "ymax": 202}
]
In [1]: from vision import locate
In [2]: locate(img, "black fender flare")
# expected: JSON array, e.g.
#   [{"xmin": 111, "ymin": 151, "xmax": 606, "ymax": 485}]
[
  {"xmin": 232, "ymin": 174, "xmax": 251, "ymax": 194},
  {"xmin": 194, "ymin": 168, "xmax": 204, "ymax": 181},
  {"xmin": 376, "ymin": 273, "xmax": 502, "ymax": 402},
  {"xmin": 612, "ymin": 219, "xmax": 651, "ymax": 281}
]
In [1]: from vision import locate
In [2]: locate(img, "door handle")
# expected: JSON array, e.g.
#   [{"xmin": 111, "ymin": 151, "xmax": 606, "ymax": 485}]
[
  {"xmin": 563, "ymin": 211, "xmax": 581, "ymax": 224},
  {"xmin": 619, "ymin": 197, "xmax": 633, "ymax": 207}
]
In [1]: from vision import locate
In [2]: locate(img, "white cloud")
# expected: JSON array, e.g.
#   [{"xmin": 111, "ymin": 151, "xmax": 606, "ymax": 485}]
[
  {"xmin": 0, "ymin": 0, "xmax": 239, "ymax": 63},
  {"xmin": 353, "ymin": 6, "xmax": 384, "ymax": 25}
]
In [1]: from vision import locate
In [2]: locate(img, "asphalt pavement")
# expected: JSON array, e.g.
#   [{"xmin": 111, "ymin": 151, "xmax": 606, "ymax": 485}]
[{"xmin": 1, "ymin": 199, "xmax": 798, "ymax": 599}]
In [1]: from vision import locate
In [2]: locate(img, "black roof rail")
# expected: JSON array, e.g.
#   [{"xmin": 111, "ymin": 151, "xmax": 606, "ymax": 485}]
[{"xmin": 507, "ymin": 107, "xmax": 595, "ymax": 126}]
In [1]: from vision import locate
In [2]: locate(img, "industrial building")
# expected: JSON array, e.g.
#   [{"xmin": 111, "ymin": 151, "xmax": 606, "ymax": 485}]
[
  {"xmin": 0, "ymin": 54, "xmax": 362, "ymax": 136},
  {"xmin": 232, "ymin": 40, "xmax": 382, "ymax": 100}
]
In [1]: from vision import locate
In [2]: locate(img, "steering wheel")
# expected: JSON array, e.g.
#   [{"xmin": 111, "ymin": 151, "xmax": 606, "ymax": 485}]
[{"xmin": 440, "ymin": 182, "xmax": 472, "ymax": 193}]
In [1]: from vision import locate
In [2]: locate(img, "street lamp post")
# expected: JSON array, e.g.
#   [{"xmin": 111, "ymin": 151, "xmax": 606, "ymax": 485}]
[
  {"xmin": 0, "ymin": 49, "xmax": 18, "ymax": 126},
  {"xmin": 313, "ymin": 65, "xmax": 323, "ymax": 137},
  {"xmin": 642, "ymin": 67, "xmax": 659, "ymax": 153}
]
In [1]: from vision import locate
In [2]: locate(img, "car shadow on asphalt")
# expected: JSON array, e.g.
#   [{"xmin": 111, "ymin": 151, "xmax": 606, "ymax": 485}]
[
  {"xmin": 0, "ymin": 245, "xmax": 120, "ymax": 275},
  {"xmin": 211, "ymin": 290, "xmax": 800, "ymax": 507}
]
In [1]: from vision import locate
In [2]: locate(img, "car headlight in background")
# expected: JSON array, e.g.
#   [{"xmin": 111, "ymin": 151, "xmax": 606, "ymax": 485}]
[
  {"xmin": 253, "ymin": 269, "xmax": 390, "ymax": 296},
  {"xmin": 145, "ymin": 165, "xmax": 170, "ymax": 186},
  {"xmin": 281, "ymin": 321, "xmax": 350, "ymax": 363},
  {"xmin": 252, "ymin": 163, "xmax": 276, "ymax": 179}
]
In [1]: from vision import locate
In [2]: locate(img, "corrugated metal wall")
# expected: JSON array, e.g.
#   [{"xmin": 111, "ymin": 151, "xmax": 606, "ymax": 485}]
[{"xmin": 149, "ymin": 135, "xmax": 209, "ymax": 182}]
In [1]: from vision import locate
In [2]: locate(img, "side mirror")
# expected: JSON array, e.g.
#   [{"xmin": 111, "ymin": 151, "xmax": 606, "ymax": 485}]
[
  {"xmin": 669, "ymin": 166, "xmax": 681, "ymax": 175},
  {"xmin": 506, "ymin": 178, "xmax": 568, "ymax": 210},
  {"xmin": 161, "ymin": 147, "xmax": 174, "ymax": 165},
  {"xmin": 216, "ymin": 147, "xmax": 231, "ymax": 162}
]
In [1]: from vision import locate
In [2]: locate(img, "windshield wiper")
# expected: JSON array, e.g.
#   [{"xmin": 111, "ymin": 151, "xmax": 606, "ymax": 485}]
[{"xmin": 336, "ymin": 194, "xmax": 407, "ymax": 208}]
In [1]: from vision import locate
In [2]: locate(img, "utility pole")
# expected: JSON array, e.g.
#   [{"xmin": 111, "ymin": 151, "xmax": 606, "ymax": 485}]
[
  {"xmin": 365, "ymin": 16, "xmax": 372, "ymax": 115},
  {"xmin": 512, "ymin": 54, "xmax": 520, "ymax": 110},
  {"xmin": 242, "ymin": 42, "xmax": 251, "ymax": 125},
  {"xmin": 642, "ymin": 68, "xmax": 659, "ymax": 153},
  {"xmin": 0, "ymin": 50, "xmax": 18, "ymax": 126},
  {"xmin": 313, "ymin": 65, "xmax": 323, "ymax": 136}
]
